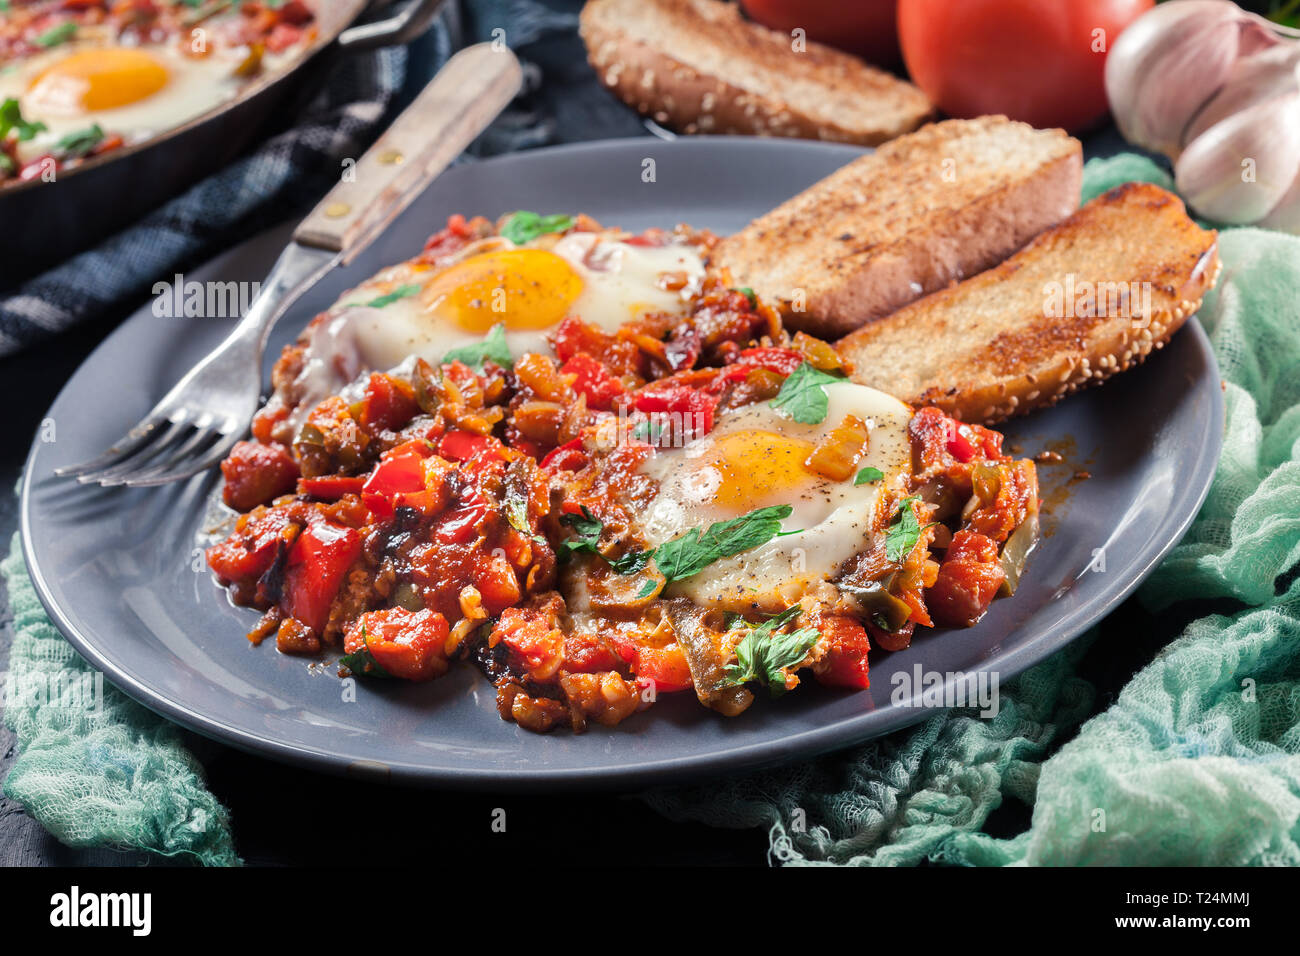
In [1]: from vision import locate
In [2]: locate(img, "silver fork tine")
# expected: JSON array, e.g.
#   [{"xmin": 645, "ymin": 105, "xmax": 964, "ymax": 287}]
[
  {"xmin": 107, "ymin": 426, "xmax": 225, "ymax": 486},
  {"xmin": 76, "ymin": 420, "xmax": 192, "ymax": 485},
  {"xmin": 120, "ymin": 434, "xmax": 242, "ymax": 488},
  {"xmin": 53, "ymin": 414, "xmax": 168, "ymax": 478}
]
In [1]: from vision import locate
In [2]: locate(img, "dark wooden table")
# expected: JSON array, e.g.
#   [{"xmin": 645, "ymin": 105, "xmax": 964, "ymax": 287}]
[{"xmin": 0, "ymin": 3, "xmax": 1164, "ymax": 866}]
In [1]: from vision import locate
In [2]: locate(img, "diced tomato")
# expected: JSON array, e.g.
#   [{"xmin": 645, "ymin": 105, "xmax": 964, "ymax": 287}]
[
  {"xmin": 736, "ymin": 347, "xmax": 805, "ymax": 377},
  {"xmin": 632, "ymin": 644, "xmax": 693, "ymax": 693},
  {"xmin": 496, "ymin": 609, "xmax": 565, "ymax": 681},
  {"xmin": 359, "ymin": 373, "xmax": 418, "ymax": 434},
  {"xmin": 813, "ymin": 615, "xmax": 872, "ymax": 689},
  {"xmin": 560, "ymin": 352, "xmax": 625, "ymax": 411},
  {"xmin": 564, "ymin": 633, "xmax": 623, "ymax": 673},
  {"xmin": 343, "ymin": 607, "xmax": 450, "ymax": 681},
  {"xmin": 297, "ymin": 475, "xmax": 366, "ymax": 500},
  {"xmin": 947, "ymin": 423, "xmax": 978, "ymax": 462},
  {"xmin": 205, "ymin": 506, "xmax": 294, "ymax": 583},
  {"xmin": 221, "ymin": 440, "xmax": 299, "ymax": 512},
  {"xmin": 927, "ymin": 530, "xmax": 1006, "ymax": 628},
  {"xmin": 282, "ymin": 520, "xmax": 362, "ymax": 635}
]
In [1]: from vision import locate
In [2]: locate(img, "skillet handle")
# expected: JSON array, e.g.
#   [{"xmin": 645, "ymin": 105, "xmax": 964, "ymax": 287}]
[
  {"xmin": 337, "ymin": 0, "xmax": 448, "ymax": 51},
  {"xmin": 292, "ymin": 42, "xmax": 522, "ymax": 264}
]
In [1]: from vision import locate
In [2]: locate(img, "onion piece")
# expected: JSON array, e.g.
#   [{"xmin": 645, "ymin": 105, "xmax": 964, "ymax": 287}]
[{"xmin": 998, "ymin": 509, "xmax": 1040, "ymax": 598}]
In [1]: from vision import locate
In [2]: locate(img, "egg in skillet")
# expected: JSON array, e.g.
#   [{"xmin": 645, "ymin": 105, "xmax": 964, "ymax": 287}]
[
  {"xmin": 0, "ymin": 26, "xmax": 300, "ymax": 166},
  {"xmin": 638, "ymin": 381, "xmax": 915, "ymax": 614}
]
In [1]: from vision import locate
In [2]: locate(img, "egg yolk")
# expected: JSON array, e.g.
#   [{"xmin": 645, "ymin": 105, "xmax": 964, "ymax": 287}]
[
  {"xmin": 421, "ymin": 249, "xmax": 584, "ymax": 333},
  {"xmin": 696, "ymin": 429, "xmax": 818, "ymax": 511},
  {"xmin": 28, "ymin": 48, "xmax": 169, "ymax": 114}
]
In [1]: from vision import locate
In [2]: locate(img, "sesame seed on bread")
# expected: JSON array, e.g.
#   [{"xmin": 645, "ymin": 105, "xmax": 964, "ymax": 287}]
[
  {"xmin": 713, "ymin": 116, "xmax": 1084, "ymax": 339},
  {"xmin": 834, "ymin": 182, "xmax": 1221, "ymax": 425},
  {"xmin": 579, "ymin": 0, "xmax": 933, "ymax": 144}
]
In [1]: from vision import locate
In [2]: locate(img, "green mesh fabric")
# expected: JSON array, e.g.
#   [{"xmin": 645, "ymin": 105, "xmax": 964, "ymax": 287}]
[
  {"xmin": 2, "ymin": 534, "xmax": 240, "ymax": 866},
  {"xmin": 644, "ymin": 155, "xmax": 1300, "ymax": 865}
]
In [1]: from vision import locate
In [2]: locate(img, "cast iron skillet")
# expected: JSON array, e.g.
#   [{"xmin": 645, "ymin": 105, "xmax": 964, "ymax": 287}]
[{"xmin": 0, "ymin": 0, "xmax": 447, "ymax": 286}]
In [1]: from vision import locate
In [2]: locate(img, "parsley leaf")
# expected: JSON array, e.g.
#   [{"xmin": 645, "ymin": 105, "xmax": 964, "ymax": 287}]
[
  {"xmin": 0, "ymin": 97, "xmax": 46, "ymax": 142},
  {"xmin": 55, "ymin": 124, "xmax": 104, "ymax": 159},
  {"xmin": 609, "ymin": 549, "xmax": 651, "ymax": 575},
  {"xmin": 338, "ymin": 626, "xmax": 393, "ymax": 678},
  {"xmin": 884, "ymin": 495, "xmax": 937, "ymax": 563},
  {"xmin": 363, "ymin": 283, "xmax": 420, "ymax": 309},
  {"xmin": 735, "ymin": 286, "xmax": 757, "ymax": 307},
  {"xmin": 770, "ymin": 361, "xmax": 843, "ymax": 425},
  {"xmin": 723, "ymin": 606, "xmax": 819, "ymax": 695},
  {"xmin": 854, "ymin": 466, "xmax": 884, "ymax": 485},
  {"xmin": 500, "ymin": 211, "xmax": 573, "ymax": 245},
  {"xmin": 635, "ymin": 579, "xmax": 658, "ymax": 599},
  {"xmin": 442, "ymin": 322, "xmax": 512, "ymax": 371},
  {"xmin": 557, "ymin": 506, "xmax": 603, "ymax": 562},
  {"xmin": 34, "ymin": 21, "xmax": 77, "ymax": 48},
  {"xmin": 652, "ymin": 505, "xmax": 792, "ymax": 582}
]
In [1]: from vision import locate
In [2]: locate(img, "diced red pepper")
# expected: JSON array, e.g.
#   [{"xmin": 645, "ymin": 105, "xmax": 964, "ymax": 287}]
[
  {"xmin": 736, "ymin": 347, "xmax": 805, "ymax": 377},
  {"xmin": 282, "ymin": 520, "xmax": 362, "ymax": 635},
  {"xmin": 434, "ymin": 487, "xmax": 492, "ymax": 545},
  {"xmin": 539, "ymin": 437, "xmax": 587, "ymax": 471},
  {"xmin": 438, "ymin": 429, "xmax": 494, "ymax": 462},
  {"xmin": 361, "ymin": 447, "xmax": 427, "ymax": 519},
  {"xmin": 563, "ymin": 633, "xmax": 623, "ymax": 674},
  {"xmin": 632, "ymin": 384, "xmax": 719, "ymax": 439},
  {"xmin": 560, "ymin": 352, "xmax": 625, "ymax": 411},
  {"xmin": 343, "ymin": 607, "xmax": 450, "ymax": 681},
  {"xmin": 205, "ymin": 506, "xmax": 294, "ymax": 583}
]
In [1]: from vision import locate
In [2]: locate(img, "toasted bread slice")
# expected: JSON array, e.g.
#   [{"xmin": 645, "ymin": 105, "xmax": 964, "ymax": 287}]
[
  {"xmin": 713, "ymin": 116, "xmax": 1083, "ymax": 339},
  {"xmin": 579, "ymin": 0, "xmax": 933, "ymax": 145},
  {"xmin": 834, "ymin": 182, "xmax": 1221, "ymax": 425}
]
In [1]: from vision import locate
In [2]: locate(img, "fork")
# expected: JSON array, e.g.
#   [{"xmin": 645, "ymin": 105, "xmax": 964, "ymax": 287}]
[{"xmin": 57, "ymin": 43, "xmax": 522, "ymax": 487}]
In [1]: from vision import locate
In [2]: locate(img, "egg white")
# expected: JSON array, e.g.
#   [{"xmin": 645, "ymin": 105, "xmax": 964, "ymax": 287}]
[{"xmin": 638, "ymin": 381, "xmax": 914, "ymax": 614}]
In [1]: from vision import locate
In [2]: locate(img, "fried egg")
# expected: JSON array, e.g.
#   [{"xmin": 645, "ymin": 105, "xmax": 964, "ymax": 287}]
[
  {"xmin": 0, "ymin": 29, "xmax": 295, "ymax": 164},
  {"xmin": 638, "ymin": 381, "xmax": 914, "ymax": 614},
  {"xmin": 287, "ymin": 229, "xmax": 705, "ymax": 425}
]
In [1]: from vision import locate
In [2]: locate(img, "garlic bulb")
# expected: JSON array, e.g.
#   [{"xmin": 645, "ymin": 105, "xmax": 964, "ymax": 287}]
[
  {"xmin": 1105, "ymin": 0, "xmax": 1265, "ymax": 158},
  {"xmin": 1107, "ymin": 0, "xmax": 1300, "ymax": 231}
]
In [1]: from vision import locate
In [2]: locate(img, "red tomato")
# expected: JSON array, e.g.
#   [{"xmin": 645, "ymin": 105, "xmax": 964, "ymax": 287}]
[
  {"xmin": 736, "ymin": 346, "xmax": 805, "ymax": 377},
  {"xmin": 361, "ymin": 448, "xmax": 427, "ymax": 519},
  {"xmin": 282, "ymin": 520, "xmax": 362, "ymax": 635},
  {"xmin": 927, "ymin": 530, "xmax": 1006, "ymax": 628},
  {"xmin": 814, "ymin": 615, "xmax": 873, "ymax": 689},
  {"xmin": 297, "ymin": 475, "xmax": 366, "ymax": 500},
  {"xmin": 560, "ymin": 352, "xmax": 625, "ymax": 411},
  {"xmin": 437, "ymin": 430, "xmax": 494, "ymax": 462},
  {"xmin": 633, "ymin": 644, "xmax": 693, "ymax": 694},
  {"xmin": 220, "ymin": 440, "xmax": 299, "ymax": 512},
  {"xmin": 359, "ymin": 373, "xmax": 418, "ymax": 434},
  {"xmin": 343, "ymin": 607, "xmax": 450, "ymax": 681},
  {"xmin": 742, "ymin": 0, "xmax": 902, "ymax": 68},
  {"xmin": 897, "ymin": 0, "xmax": 1153, "ymax": 132}
]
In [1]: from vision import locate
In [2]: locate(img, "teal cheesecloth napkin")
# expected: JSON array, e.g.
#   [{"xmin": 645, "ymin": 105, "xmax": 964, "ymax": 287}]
[{"xmin": 4, "ymin": 154, "xmax": 1299, "ymax": 865}]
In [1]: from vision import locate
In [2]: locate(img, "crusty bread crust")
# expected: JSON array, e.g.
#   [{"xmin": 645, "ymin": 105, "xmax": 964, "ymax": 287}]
[
  {"xmin": 713, "ymin": 116, "xmax": 1083, "ymax": 339},
  {"xmin": 579, "ymin": 0, "xmax": 933, "ymax": 144},
  {"xmin": 834, "ymin": 182, "xmax": 1221, "ymax": 425}
]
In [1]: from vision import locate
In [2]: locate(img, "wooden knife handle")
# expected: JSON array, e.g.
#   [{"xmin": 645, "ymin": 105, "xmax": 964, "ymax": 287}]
[{"xmin": 293, "ymin": 43, "xmax": 522, "ymax": 263}]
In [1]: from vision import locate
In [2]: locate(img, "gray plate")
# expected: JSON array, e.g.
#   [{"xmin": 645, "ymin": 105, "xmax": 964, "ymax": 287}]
[{"xmin": 20, "ymin": 139, "xmax": 1223, "ymax": 790}]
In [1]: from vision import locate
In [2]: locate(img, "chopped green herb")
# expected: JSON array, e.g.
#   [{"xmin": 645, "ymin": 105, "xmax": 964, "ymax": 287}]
[
  {"xmin": 55, "ymin": 124, "xmax": 104, "ymax": 159},
  {"xmin": 556, "ymin": 506, "xmax": 603, "ymax": 562},
  {"xmin": 854, "ymin": 466, "xmax": 884, "ymax": 485},
  {"xmin": 723, "ymin": 606, "xmax": 819, "ymax": 695},
  {"xmin": 361, "ymin": 283, "xmax": 420, "ymax": 309},
  {"xmin": 635, "ymin": 579, "xmax": 658, "ymax": 599},
  {"xmin": 884, "ymin": 495, "xmax": 937, "ymax": 563},
  {"xmin": 632, "ymin": 419, "xmax": 664, "ymax": 443},
  {"xmin": 442, "ymin": 321, "xmax": 512, "ymax": 370},
  {"xmin": 0, "ymin": 97, "xmax": 47, "ymax": 142},
  {"xmin": 34, "ymin": 21, "xmax": 77, "ymax": 48},
  {"xmin": 735, "ymin": 286, "xmax": 757, "ymax": 307},
  {"xmin": 770, "ymin": 361, "xmax": 843, "ymax": 425},
  {"xmin": 500, "ymin": 211, "xmax": 573, "ymax": 246},
  {"xmin": 609, "ymin": 549, "xmax": 651, "ymax": 575},
  {"xmin": 652, "ymin": 505, "xmax": 792, "ymax": 583}
]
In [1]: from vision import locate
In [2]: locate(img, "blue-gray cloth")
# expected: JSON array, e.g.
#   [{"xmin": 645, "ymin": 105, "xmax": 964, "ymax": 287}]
[{"xmin": 0, "ymin": 0, "xmax": 583, "ymax": 355}]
